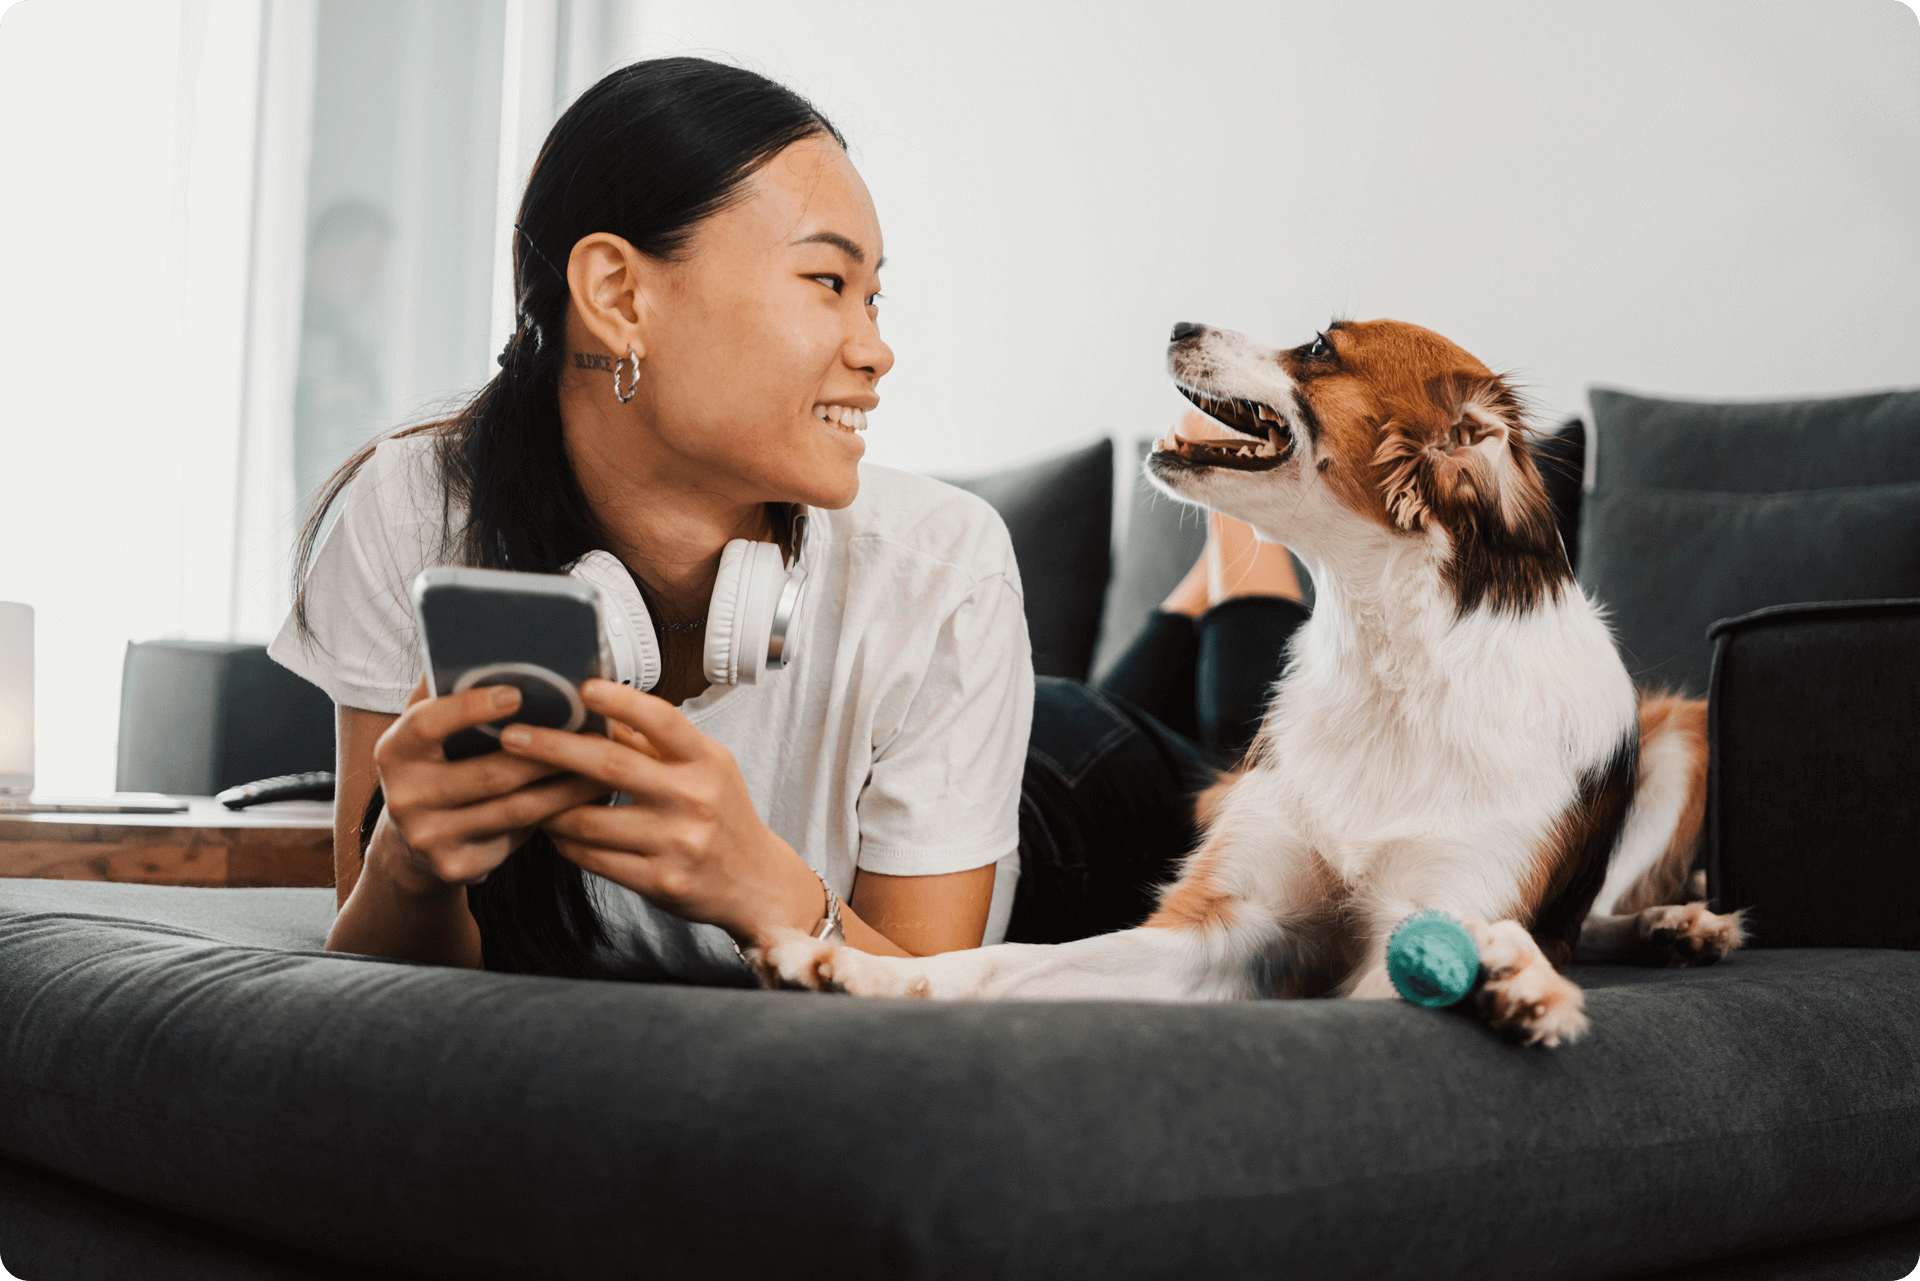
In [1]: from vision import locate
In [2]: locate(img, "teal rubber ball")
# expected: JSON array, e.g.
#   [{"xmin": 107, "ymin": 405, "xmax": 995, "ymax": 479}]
[{"xmin": 1386, "ymin": 911, "xmax": 1480, "ymax": 1008}]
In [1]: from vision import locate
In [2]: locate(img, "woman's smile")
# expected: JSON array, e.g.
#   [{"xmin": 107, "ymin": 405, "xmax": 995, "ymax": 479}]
[{"xmin": 811, "ymin": 401, "xmax": 871, "ymax": 453}]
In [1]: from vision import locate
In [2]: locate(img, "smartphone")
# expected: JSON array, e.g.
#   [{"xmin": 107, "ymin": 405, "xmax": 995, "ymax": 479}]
[{"xmin": 413, "ymin": 567, "xmax": 612, "ymax": 760}]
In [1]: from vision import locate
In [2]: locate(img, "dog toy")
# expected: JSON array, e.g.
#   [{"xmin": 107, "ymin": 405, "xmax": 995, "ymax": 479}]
[{"xmin": 1386, "ymin": 910, "xmax": 1481, "ymax": 1007}]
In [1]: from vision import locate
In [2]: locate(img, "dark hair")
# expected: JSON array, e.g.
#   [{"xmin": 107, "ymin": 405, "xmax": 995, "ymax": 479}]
[{"xmin": 294, "ymin": 57, "xmax": 844, "ymax": 978}]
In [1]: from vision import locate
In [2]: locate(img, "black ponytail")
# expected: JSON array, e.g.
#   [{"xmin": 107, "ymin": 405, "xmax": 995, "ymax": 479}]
[{"xmin": 294, "ymin": 57, "xmax": 845, "ymax": 978}]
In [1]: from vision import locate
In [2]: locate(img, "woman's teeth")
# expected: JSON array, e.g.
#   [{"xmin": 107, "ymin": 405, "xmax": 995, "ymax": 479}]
[{"xmin": 813, "ymin": 404, "xmax": 868, "ymax": 430}]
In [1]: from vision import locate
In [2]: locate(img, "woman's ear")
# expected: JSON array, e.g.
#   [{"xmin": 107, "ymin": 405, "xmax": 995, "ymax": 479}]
[{"xmin": 567, "ymin": 233, "xmax": 657, "ymax": 359}]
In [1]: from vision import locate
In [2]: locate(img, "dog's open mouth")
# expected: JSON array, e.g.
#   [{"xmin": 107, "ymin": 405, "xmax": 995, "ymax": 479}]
[{"xmin": 1154, "ymin": 387, "xmax": 1291, "ymax": 471}]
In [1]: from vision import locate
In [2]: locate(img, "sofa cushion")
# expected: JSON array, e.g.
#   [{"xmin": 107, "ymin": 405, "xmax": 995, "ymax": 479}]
[
  {"xmin": 1586, "ymin": 388, "xmax": 1920, "ymax": 493},
  {"xmin": 1585, "ymin": 481, "xmax": 1920, "ymax": 695},
  {"xmin": 1580, "ymin": 387, "xmax": 1920, "ymax": 696},
  {"xmin": 0, "ymin": 1150, "xmax": 382, "ymax": 1281},
  {"xmin": 0, "ymin": 878, "xmax": 332, "ymax": 951},
  {"xmin": 2, "ymin": 879, "xmax": 1916, "ymax": 1281},
  {"xmin": 948, "ymin": 438, "xmax": 1112, "ymax": 681}
]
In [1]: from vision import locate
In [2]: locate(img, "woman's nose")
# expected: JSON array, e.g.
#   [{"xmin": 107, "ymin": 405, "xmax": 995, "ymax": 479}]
[{"xmin": 849, "ymin": 314, "xmax": 894, "ymax": 380}]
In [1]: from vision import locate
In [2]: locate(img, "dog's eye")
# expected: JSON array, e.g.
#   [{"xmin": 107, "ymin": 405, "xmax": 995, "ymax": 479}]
[{"xmin": 1307, "ymin": 333, "xmax": 1331, "ymax": 359}]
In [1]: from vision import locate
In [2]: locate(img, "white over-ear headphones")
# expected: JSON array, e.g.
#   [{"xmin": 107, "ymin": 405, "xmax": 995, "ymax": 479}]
[{"xmin": 564, "ymin": 512, "xmax": 810, "ymax": 691}]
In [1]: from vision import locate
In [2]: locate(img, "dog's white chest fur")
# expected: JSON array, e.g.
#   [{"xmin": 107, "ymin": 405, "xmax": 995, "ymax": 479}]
[{"xmin": 1246, "ymin": 565, "xmax": 1637, "ymax": 915}]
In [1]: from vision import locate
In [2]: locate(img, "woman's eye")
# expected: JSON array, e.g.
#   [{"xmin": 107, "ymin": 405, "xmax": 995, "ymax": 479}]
[
  {"xmin": 810, "ymin": 274, "xmax": 845, "ymax": 294},
  {"xmin": 865, "ymin": 291, "xmax": 884, "ymax": 308}
]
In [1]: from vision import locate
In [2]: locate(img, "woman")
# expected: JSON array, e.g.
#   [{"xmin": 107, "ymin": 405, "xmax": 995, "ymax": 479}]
[{"xmin": 275, "ymin": 57, "xmax": 1307, "ymax": 980}]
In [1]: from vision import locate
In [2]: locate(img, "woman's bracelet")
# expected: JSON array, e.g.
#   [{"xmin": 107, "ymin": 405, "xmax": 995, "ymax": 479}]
[{"xmin": 730, "ymin": 863, "xmax": 843, "ymax": 968}]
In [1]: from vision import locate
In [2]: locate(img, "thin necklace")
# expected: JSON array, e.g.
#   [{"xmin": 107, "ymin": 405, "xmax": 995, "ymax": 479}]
[{"xmin": 657, "ymin": 617, "xmax": 706, "ymax": 634}]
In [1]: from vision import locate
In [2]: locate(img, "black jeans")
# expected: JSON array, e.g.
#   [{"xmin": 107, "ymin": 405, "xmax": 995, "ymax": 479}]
[{"xmin": 1003, "ymin": 599, "xmax": 1310, "ymax": 945}]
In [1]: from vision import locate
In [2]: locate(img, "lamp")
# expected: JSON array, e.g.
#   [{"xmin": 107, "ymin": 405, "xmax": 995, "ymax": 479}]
[{"xmin": 0, "ymin": 602, "xmax": 32, "ymax": 796}]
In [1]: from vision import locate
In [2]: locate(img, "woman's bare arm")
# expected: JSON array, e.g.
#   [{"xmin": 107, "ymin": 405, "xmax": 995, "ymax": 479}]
[
  {"xmin": 332, "ymin": 705, "xmax": 393, "ymax": 905},
  {"xmin": 848, "ymin": 865, "xmax": 997, "ymax": 955},
  {"xmin": 327, "ymin": 703, "xmax": 485, "ymax": 967},
  {"xmin": 331, "ymin": 689, "xmax": 997, "ymax": 966},
  {"xmin": 325, "ymin": 688, "xmax": 606, "ymax": 966}
]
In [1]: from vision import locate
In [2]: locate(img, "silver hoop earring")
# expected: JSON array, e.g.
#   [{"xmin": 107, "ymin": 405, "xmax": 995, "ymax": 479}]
[{"xmin": 614, "ymin": 348, "xmax": 639, "ymax": 403}]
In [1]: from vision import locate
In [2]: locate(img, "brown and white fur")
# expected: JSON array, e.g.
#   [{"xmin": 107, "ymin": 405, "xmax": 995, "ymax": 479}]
[{"xmin": 761, "ymin": 320, "xmax": 1743, "ymax": 1047}]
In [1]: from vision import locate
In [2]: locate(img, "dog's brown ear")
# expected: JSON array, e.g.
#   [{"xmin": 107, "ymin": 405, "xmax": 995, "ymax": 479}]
[{"xmin": 1373, "ymin": 374, "xmax": 1543, "ymax": 535}]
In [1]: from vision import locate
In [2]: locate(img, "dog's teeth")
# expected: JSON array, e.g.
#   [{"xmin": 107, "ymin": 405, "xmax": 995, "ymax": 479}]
[{"xmin": 1256, "ymin": 404, "xmax": 1276, "ymax": 422}]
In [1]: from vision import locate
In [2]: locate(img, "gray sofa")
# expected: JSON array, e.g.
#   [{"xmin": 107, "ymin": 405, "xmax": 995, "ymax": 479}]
[
  {"xmin": 5, "ymin": 392, "xmax": 1919, "ymax": 1280},
  {"xmin": 1, "ymin": 877, "xmax": 1917, "ymax": 1281}
]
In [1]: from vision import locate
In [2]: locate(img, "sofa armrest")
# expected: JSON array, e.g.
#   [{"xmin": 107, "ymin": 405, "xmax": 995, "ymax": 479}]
[{"xmin": 1706, "ymin": 598, "xmax": 1920, "ymax": 949}]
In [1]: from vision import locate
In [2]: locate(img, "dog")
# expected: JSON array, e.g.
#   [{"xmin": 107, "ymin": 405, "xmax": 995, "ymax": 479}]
[{"xmin": 760, "ymin": 319, "xmax": 1743, "ymax": 1047}]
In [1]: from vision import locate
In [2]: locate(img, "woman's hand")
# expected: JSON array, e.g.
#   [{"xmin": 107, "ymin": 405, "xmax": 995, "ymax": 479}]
[
  {"xmin": 498, "ymin": 678, "xmax": 830, "ymax": 950},
  {"xmin": 369, "ymin": 678, "xmax": 614, "ymax": 895}
]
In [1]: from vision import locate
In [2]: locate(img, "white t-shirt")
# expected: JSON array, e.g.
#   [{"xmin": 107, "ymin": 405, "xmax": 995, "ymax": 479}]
[{"xmin": 269, "ymin": 432, "xmax": 1034, "ymax": 982}]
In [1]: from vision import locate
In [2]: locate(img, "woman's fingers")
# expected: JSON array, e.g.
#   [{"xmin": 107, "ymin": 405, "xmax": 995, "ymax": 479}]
[
  {"xmin": 580, "ymin": 679, "xmax": 709, "ymax": 762},
  {"xmin": 386, "ymin": 684, "xmax": 523, "ymax": 760},
  {"xmin": 428, "ymin": 749, "xmax": 571, "ymax": 809},
  {"xmin": 539, "ymin": 798, "xmax": 684, "ymax": 850},
  {"xmin": 408, "ymin": 773, "xmax": 612, "ymax": 855},
  {"xmin": 547, "ymin": 833, "xmax": 685, "ymax": 904},
  {"xmin": 607, "ymin": 717, "xmax": 664, "ymax": 761},
  {"xmin": 498, "ymin": 720, "xmax": 675, "ymax": 795}
]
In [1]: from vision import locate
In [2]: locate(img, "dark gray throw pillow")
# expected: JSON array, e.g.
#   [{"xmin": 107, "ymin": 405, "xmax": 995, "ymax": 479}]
[
  {"xmin": 1582, "ymin": 482, "xmax": 1920, "ymax": 694},
  {"xmin": 1580, "ymin": 387, "xmax": 1920, "ymax": 696},
  {"xmin": 1589, "ymin": 387, "xmax": 1920, "ymax": 493},
  {"xmin": 948, "ymin": 438, "xmax": 1112, "ymax": 682}
]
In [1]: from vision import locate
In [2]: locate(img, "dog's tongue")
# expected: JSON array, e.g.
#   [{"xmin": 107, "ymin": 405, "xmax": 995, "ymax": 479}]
[
  {"xmin": 1176, "ymin": 409, "xmax": 1238, "ymax": 443},
  {"xmin": 1155, "ymin": 408, "xmax": 1239, "ymax": 453}
]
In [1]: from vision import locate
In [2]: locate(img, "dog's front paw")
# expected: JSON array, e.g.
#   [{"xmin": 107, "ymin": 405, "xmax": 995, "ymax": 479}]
[
  {"xmin": 754, "ymin": 929, "xmax": 844, "ymax": 991},
  {"xmin": 752, "ymin": 931, "xmax": 930, "ymax": 998},
  {"xmin": 1638, "ymin": 901, "xmax": 1746, "ymax": 967},
  {"xmin": 1467, "ymin": 917, "xmax": 1589, "ymax": 1048}
]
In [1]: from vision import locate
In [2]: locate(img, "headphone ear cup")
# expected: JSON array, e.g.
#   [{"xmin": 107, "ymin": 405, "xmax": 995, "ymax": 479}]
[
  {"xmin": 566, "ymin": 550, "xmax": 661, "ymax": 692},
  {"xmin": 705, "ymin": 540, "xmax": 787, "ymax": 686}
]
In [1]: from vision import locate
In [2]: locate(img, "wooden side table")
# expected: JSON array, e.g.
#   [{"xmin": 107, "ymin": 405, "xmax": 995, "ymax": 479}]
[{"xmin": 0, "ymin": 797, "xmax": 334, "ymax": 888}]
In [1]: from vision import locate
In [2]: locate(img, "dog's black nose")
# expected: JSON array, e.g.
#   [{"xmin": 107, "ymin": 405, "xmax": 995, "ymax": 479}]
[{"xmin": 1170, "ymin": 321, "xmax": 1204, "ymax": 343}]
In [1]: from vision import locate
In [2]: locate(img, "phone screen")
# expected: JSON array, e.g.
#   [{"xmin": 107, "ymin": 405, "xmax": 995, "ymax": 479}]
[{"xmin": 414, "ymin": 568, "xmax": 609, "ymax": 760}]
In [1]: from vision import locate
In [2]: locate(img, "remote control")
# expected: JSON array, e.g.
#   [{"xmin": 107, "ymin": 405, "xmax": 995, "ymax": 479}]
[{"xmin": 215, "ymin": 771, "xmax": 337, "ymax": 810}]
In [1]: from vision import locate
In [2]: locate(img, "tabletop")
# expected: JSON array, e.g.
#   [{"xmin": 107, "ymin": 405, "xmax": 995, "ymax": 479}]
[{"xmin": 0, "ymin": 796, "xmax": 335, "ymax": 887}]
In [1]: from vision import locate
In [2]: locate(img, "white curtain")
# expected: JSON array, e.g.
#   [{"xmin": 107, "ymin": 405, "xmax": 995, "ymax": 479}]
[
  {"xmin": 0, "ymin": 0, "xmax": 603, "ymax": 793},
  {"xmin": 0, "ymin": 0, "xmax": 267, "ymax": 794}
]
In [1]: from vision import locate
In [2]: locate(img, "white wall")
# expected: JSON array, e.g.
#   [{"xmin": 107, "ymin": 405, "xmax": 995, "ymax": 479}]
[{"xmin": 612, "ymin": 0, "xmax": 1920, "ymax": 478}]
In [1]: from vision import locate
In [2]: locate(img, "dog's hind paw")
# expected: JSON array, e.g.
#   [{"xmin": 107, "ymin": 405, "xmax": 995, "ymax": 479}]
[
  {"xmin": 753, "ymin": 931, "xmax": 930, "ymax": 999},
  {"xmin": 1466, "ymin": 917, "xmax": 1590, "ymax": 1048},
  {"xmin": 1637, "ymin": 901, "xmax": 1746, "ymax": 967}
]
